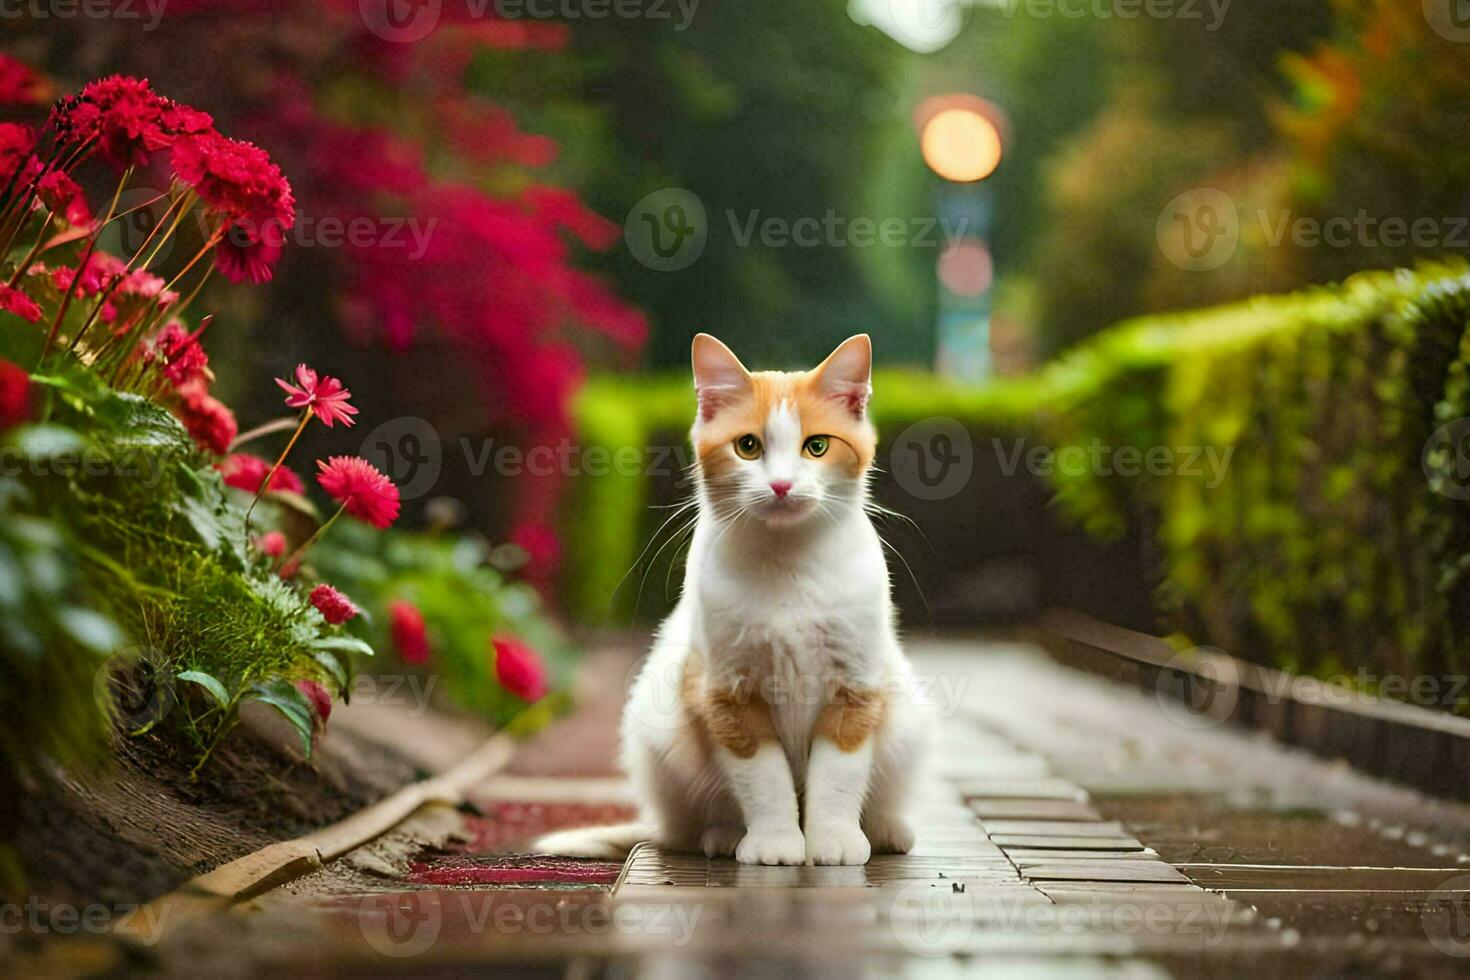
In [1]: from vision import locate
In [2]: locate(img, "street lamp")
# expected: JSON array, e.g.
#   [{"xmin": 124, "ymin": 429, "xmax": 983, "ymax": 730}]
[{"xmin": 916, "ymin": 94, "xmax": 1006, "ymax": 381}]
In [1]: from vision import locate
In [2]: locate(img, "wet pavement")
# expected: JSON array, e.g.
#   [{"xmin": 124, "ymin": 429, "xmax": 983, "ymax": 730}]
[{"xmin": 116, "ymin": 641, "xmax": 1470, "ymax": 974}]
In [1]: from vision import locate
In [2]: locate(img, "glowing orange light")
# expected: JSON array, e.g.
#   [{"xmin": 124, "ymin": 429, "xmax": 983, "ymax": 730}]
[{"xmin": 921, "ymin": 107, "xmax": 1003, "ymax": 183}]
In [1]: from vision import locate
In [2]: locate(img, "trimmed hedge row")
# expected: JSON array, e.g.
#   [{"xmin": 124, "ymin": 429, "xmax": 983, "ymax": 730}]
[{"xmin": 566, "ymin": 264, "xmax": 1470, "ymax": 691}]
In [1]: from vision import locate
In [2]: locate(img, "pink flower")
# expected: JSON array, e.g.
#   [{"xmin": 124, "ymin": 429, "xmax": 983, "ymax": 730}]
[
  {"xmin": 0, "ymin": 284, "xmax": 42, "ymax": 324},
  {"xmin": 309, "ymin": 583, "xmax": 360, "ymax": 625},
  {"xmin": 0, "ymin": 359, "xmax": 30, "ymax": 430},
  {"xmin": 295, "ymin": 679, "xmax": 332, "ymax": 725},
  {"xmin": 175, "ymin": 380, "xmax": 237, "ymax": 455},
  {"xmin": 316, "ymin": 456, "xmax": 399, "ymax": 528},
  {"xmin": 0, "ymin": 55, "xmax": 43, "ymax": 106},
  {"xmin": 275, "ymin": 364, "xmax": 357, "ymax": 427},
  {"xmin": 36, "ymin": 171, "xmax": 90, "ymax": 226},
  {"xmin": 388, "ymin": 600, "xmax": 430, "ymax": 665},
  {"xmin": 255, "ymin": 530, "xmax": 287, "ymax": 558},
  {"xmin": 217, "ymin": 453, "xmax": 305, "ymax": 494},
  {"xmin": 492, "ymin": 637, "xmax": 549, "ymax": 702}
]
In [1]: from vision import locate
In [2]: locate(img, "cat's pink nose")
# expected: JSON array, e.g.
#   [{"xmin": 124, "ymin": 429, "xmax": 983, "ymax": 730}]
[{"xmin": 769, "ymin": 480, "xmax": 792, "ymax": 499}]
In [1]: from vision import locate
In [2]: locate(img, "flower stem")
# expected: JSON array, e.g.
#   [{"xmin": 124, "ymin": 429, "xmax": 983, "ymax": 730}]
[
  {"xmin": 39, "ymin": 165, "xmax": 131, "ymax": 366},
  {"xmin": 280, "ymin": 500, "xmax": 347, "ymax": 572},
  {"xmin": 6, "ymin": 212, "xmax": 53, "ymax": 289},
  {"xmin": 244, "ymin": 407, "xmax": 313, "ymax": 537}
]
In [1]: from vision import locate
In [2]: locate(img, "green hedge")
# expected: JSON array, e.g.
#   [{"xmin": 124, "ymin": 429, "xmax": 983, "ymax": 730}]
[{"xmin": 566, "ymin": 263, "xmax": 1470, "ymax": 689}]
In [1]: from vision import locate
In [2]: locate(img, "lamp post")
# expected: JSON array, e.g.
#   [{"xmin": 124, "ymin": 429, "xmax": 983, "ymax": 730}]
[{"xmin": 917, "ymin": 94, "xmax": 1005, "ymax": 381}]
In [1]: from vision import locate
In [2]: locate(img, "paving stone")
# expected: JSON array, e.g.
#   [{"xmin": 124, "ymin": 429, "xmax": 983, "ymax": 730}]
[
  {"xmin": 957, "ymin": 778, "xmax": 1090, "ymax": 801},
  {"xmin": 969, "ymin": 799, "xmax": 1104, "ymax": 821},
  {"xmin": 1018, "ymin": 862, "xmax": 1191, "ymax": 884},
  {"xmin": 1004, "ymin": 848, "xmax": 1159, "ymax": 862},
  {"xmin": 981, "ymin": 820, "xmax": 1131, "ymax": 837},
  {"xmin": 990, "ymin": 834, "xmax": 1146, "ymax": 850}
]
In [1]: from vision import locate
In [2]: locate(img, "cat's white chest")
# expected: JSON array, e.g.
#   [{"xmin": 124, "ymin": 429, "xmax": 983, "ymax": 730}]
[{"xmin": 693, "ymin": 529, "xmax": 889, "ymax": 682}]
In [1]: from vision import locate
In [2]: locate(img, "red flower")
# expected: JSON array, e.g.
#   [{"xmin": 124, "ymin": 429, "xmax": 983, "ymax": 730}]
[
  {"xmin": 175, "ymin": 380, "xmax": 237, "ymax": 455},
  {"xmin": 255, "ymin": 530, "xmax": 287, "ymax": 558},
  {"xmin": 171, "ymin": 131, "xmax": 295, "ymax": 230},
  {"xmin": 492, "ymin": 636, "xmax": 549, "ymax": 702},
  {"xmin": 140, "ymin": 322, "xmax": 207, "ymax": 387},
  {"xmin": 216, "ymin": 453, "xmax": 305, "ymax": 495},
  {"xmin": 309, "ymin": 583, "xmax": 360, "ymax": 625},
  {"xmin": 0, "ymin": 122, "xmax": 36, "ymax": 184},
  {"xmin": 510, "ymin": 521, "xmax": 561, "ymax": 573},
  {"xmin": 295, "ymin": 679, "xmax": 332, "ymax": 725},
  {"xmin": 36, "ymin": 171, "xmax": 91, "ymax": 226},
  {"xmin": 316, "ymin": 456, "xmax": 399, "ymax": 528},
  {"xmin": 215, "ymin": 221, "xmax": 285, "ymax": 284},
  {"xmin": 275, "ymin": 364, "xmax": 357, "ymax": 427},
  {"xmin": 52, "ymin": 252, "xmax": 126, "ymax": 297},
  {"xmin": 0, "ymin": 359, "xmax": 30, "ymax": 430},
  {"xmin": 58, "ymin": 76, "xmax": 174, "ymax": 170},
  {"xmin": 0, "ymin": 55, "xmax": 44, "ymax": 106},
  {"xmin": 0, "ymin": 284, "xmax": 42, "ymax": 324},
  {"xmin": 388, "ymin": 600, "xmax": 430, "ymax": 665}
]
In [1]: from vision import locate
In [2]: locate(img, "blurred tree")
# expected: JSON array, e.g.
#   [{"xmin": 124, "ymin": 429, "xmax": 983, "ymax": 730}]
[{"xmin": 553, "ymin": 1, "xmax": 936, "ymax": 368}]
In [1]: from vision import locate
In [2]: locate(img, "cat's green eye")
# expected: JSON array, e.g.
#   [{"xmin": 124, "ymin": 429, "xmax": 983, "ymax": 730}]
[
  {"xmin": 804, "ymin": 435, "xmax": 830, "ymax": 458},
  {"xmin": 734, "ymin": 434, "xmax": 763, "ymax": 459}
]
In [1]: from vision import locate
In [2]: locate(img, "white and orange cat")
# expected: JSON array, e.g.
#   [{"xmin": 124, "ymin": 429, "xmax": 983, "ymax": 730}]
[{"xmin": 539, "ymin": 334, "xmax": 929, "ymax": 866}]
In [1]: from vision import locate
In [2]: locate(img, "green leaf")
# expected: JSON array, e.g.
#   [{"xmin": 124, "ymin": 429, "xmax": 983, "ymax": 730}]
[
  {"xmin": 246, "ymin": 679, "xmax": 315, "ymax": 759},
  {"xmin": 310, "ymin": 651, "xmax": 348, "ymax": 694},
  {"xmin": 312, "ymin": 635, "xmax": 375, "ymax": 659},
  {"xmin": 178, "ymin": 670, "xmax": 231, "ymax": 708}
]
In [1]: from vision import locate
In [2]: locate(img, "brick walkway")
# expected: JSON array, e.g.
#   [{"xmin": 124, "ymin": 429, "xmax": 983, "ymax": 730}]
[{"xmin": 150, "ymin": 641, "xmax": 1470, "ymax": 975}]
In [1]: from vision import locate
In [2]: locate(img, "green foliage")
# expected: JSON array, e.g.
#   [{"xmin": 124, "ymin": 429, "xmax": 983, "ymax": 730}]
[
  {"xmin": 309, "ymin": 519, "xmax": 574, "ymax": 728},
  {"xmin": 0, "ymin": 477, "xmax": 125, "ymax": 784},
  {"xmin": 2, "ymin": 365, "xmax": 356, "ymax": 766}
]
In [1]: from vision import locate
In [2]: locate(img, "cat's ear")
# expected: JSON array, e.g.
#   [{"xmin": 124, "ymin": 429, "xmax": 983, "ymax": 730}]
[
  {"xmin": 692, "ymin": 333, "xmax": 751, "ymax": 422},
  {"xmin": 812, "ymin": 334, "xmax": 872, "ymax": 418}
]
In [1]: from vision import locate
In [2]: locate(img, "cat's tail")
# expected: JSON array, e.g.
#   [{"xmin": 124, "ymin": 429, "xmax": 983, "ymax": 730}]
[{"xmin": 532, "ymin": 822, "xmax": 656, "ymax": 861}]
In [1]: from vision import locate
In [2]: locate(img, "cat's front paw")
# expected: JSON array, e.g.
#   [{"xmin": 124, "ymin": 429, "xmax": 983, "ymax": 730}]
[
  {"xmin": 864, "ymin": 814, "xmax": 916, "ymax": 855},
  {"xmin": 804, "ymin": 823, "xmax": 871, "ymax": 866},
  {"xmin": 735, "ymin": 826, "xmax": 806, "ymax": 866}
]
